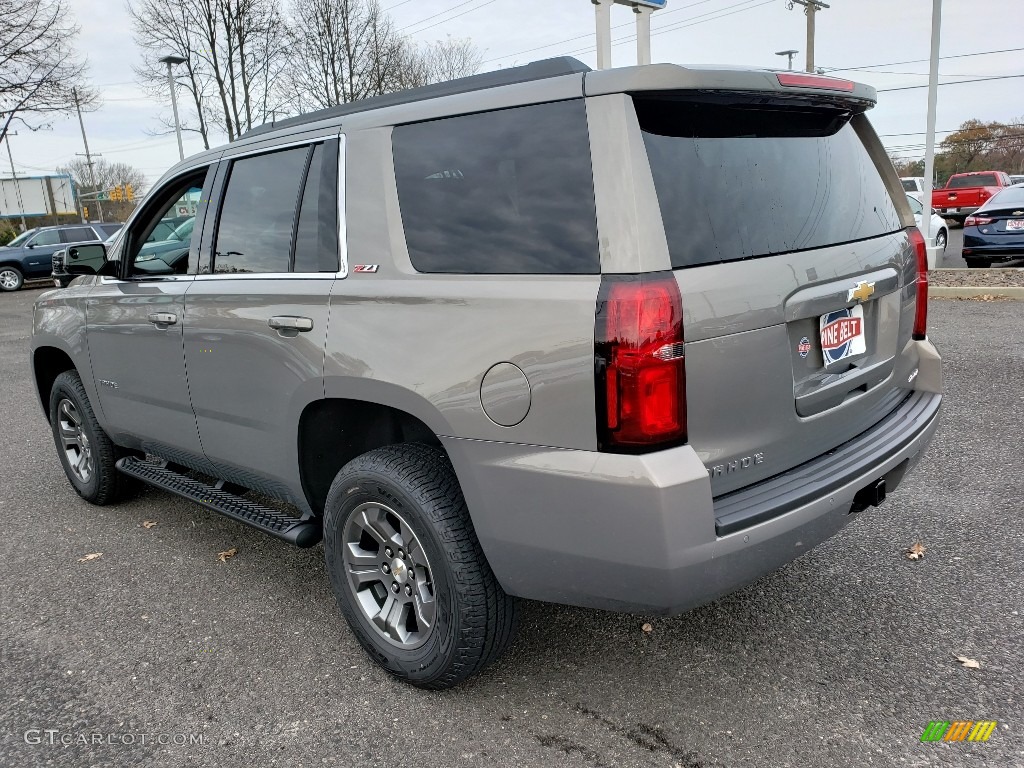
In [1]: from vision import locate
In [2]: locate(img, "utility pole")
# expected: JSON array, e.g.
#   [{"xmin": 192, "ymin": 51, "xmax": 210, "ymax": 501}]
[
  {"xmin": 72, "ymin": 87, "xmax": 103, "ymax": 223},
  {"xmin": 787, "ymin": 0, "xmax": 829, "ymax": 73},
  {"xmin": 3, "ymin": 132, "xmax": 27, "ymax": 232}
]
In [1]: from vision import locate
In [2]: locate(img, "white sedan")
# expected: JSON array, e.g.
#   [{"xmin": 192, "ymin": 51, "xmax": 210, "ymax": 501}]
[{"xmin": 906, "ymin": 193, "xmax": 947, "ymax": 255}]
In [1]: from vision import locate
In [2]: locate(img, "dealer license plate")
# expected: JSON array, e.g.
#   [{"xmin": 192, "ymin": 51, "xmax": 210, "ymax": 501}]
[{"xmin": 819, "ymin": 305, "xmax": 866, "ymax": 367}]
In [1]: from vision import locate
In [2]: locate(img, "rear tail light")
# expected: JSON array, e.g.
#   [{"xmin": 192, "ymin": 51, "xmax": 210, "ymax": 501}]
[
  {"xmin": 909, "ymin": 227, "xmax": 928, "ymax": 340},
  {"xmin": 978, "ymin": 189, "xmax": 991, "ymax": 200},
  {"xmin": 964, "ymin": 215, "xmax": 993, "ymax": 227},
  {"xmin": 595, "ymin": 272, "xmax": 687, "ymax": 452}
]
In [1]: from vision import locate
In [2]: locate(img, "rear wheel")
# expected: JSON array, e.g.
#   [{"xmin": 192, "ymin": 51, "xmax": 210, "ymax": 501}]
[
  {"xmin": 0, "ymin": 266, "xmax": 23, "ymax": 292},
  {"xmin": 934, "ymin": 229, "xmax": 947, "ymax": 253},
  {"xmin": 49, "ymin": 371, "xmax": 134, "ymax": 505},
  {"xmin": 323, "ymin": 443, "xmax": 517, "ymax": 689}
]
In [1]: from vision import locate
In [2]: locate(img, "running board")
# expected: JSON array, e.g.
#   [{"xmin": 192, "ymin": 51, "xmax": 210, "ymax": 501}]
[{"xmin": 115, "ymin": 457, "xmax": 321, "ymax": 548}]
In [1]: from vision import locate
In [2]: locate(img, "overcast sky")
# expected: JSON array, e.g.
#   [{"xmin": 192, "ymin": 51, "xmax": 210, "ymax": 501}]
[{"xmin": 8, "ymin": 0, "xmax": 1023, "ymax": 190}]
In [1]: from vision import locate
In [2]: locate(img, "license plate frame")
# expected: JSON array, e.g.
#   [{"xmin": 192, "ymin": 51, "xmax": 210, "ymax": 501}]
[
  {"xmin": 819, "ymin": 305, "xmax": 867, "ymax": 368},
  {"xmin": 1006, "ymin": 219, "xmax": 1024, "ymax": 231}
]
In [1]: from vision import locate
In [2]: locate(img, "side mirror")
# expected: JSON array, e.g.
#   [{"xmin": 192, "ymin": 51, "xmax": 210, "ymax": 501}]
[
  {"xmin": 65, "ymin": 243, "xmax": 109, "ymax": 276},
  {"xmin": 26, "ymin": 242, "xmax": 36, "ymax": 249}
]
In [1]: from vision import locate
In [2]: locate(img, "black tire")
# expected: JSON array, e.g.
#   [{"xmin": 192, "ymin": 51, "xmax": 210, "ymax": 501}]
[
  {"xmin": 323, "ymin": 443, "xmax": 517, "ymax": 690},
  {"xmin": 49, "ymin": 370, "xmax": 134, "ymax": 505},
  {"xmin": 935, "ymin": 229, "xmax": 947, "ymax": 253},
  {"xmin": 965, "ymin": 258, "xmax": 991, "ymax": 269},
  {"xmin": 0, "ymin": 265, "xmax": 23, "ymax": 292}
]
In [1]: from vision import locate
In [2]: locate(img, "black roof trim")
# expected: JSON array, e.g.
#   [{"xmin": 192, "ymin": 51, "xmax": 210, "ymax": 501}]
[{"xmin": 240, "ymin": 57, "xmax": 591, "ymax": 140}]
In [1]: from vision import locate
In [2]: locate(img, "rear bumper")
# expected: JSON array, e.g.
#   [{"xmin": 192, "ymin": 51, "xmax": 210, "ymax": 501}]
[
  {"xmin": 445, "ymin": 350, "xmax": 942, "ymax": 615},
  {"xmin": 935, "ymin": 206, "xmax": 978, "ymax": 217},
  {"xmin": 961, "ymin": 238, "xmax": 1024, "ymax": 262}
]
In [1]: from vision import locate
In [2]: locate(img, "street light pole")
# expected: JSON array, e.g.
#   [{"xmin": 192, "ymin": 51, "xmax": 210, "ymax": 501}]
[
  {"xmin": 73, "ymin": 87, "xmax": 103, "ymax": 223},
  {"xmin": 3, "ymin": 133, "xmax": 27, "ymax": 232},
  {"xmin": 775, "ymin": 49, "xmax": 799, "ymax": 71},
  {"xmin": 921, "ymin": 0, "xmax": 943, "ymax": 270},
  {"xmin": 159, "ymin": 54, "xmax": 187, "ymax": 161}
]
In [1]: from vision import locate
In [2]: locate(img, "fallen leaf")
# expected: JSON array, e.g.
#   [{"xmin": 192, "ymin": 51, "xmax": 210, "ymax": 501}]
[
  {"xmin": 78, "ymin": 552, "xmax": 103, "ymax": 562},
  {"xmin": 905, "ymin": 542, "xmax": 926, "ymax": 561},
  {"xmin": 955, "ymin": 655, "xmax": 981, "ymax": 670},
  {"xmin": 142, "ymin": 521, "xmax": 158, "ymax": 529},
  {"xmin": 217, "ymin": 547, "xmax": 238, "ymax": 563},
  {"xmin": 641, "ymin": 622, "xmax": 653, "ymax": 634}
]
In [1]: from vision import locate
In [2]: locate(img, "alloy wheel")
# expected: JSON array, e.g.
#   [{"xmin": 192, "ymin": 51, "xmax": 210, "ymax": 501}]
[
  {"xmin": 342, "ymin": 501, "xmax": 436, "ymax": 649},
  {"xmin": 57, "ymin": 398, "xmax": 94, "ymax": 483},
  {"xmin": 0, "ymin": 269, "xmax": 20, "ymax": 290}
]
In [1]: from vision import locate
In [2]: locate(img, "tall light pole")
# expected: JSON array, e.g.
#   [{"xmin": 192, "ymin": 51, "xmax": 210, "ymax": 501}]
[
  {"xmin": 775, "ymin": 49, "xmax": 799, "ymax": 70},
  {"xmin": 3, "ymin": 133, "xmax": 27, "ymax": 232},
  {"xmin": 921, "ymin": 0, "xmax": 943, "ymax": 270},
  {"xmin": 73, "ymin": 87, "xmax": 103, "ymax": 223},
  {"xmin": 160, "ymin": 53, "xmax": 187, "ymax": 161}
]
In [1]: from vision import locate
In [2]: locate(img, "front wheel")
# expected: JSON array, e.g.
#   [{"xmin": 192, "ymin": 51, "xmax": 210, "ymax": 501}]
[
  {"xmin": 934, "ymin": 229, "xmax": 947, "ymax": 253},
  {"xmin": 0, "ymin": 266, "xmax": 23, "ymax": 292},
  {"xmin": 323, "ymin": 443, "xmax": 517, "ymax": 689},
  {"xmin": 49, "ymin": 371, "xmax": 134, "ymax": 505}
]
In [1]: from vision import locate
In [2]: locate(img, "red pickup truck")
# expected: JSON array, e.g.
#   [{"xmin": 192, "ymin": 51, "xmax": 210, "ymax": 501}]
[{"xmin": 932, "ymin": 171, "xmax": 1014, "ymax": 224}]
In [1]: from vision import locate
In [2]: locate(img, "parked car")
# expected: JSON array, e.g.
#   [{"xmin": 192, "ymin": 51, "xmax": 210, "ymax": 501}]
[
  {"xmin": 1009, "ymin": 174, "xmax": 1024, "ymax": 185},
  {"xmin": 931, "ymin": 171, "xmax": 1014, "ymax": 225},
  {"xmin": 901, "ymin": 176, "xmax": 926, "ymax": 199},
  {"xmin": 906, "ymin": 193, "xmax": 948, "ymax": 254},
  {"xmin": 52, "ymin": 218, "xmax": 193, "ymax": 287},
  {"xmin": 0, "ymin": 223, "xmax": 120, "ymax": 291},
  {"xmin": 30, "ymin": 59, "xmax": 942, "ymax": 689},
  {"xmin": 961, "ymin": 184, "xmax": 1024, "ymax": 268}
]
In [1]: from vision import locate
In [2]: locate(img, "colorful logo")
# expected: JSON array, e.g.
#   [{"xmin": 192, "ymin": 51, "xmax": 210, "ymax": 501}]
[
  {"xmin": 820, "ymin": 306, "xmax": 866, "ymax": 366},
  {"xmin": 797, "ymin": 336, "xmax": 811, "ymax": 358},
  {"xmin": 920, "ymin": 721, "xmax": 997, "ymax": 742}
]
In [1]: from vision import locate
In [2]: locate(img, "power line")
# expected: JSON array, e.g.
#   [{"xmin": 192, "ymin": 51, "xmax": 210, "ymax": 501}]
[
  {"xmin": 398, "ymin": 0, "xmax": 496, "ymax": 34},
  {"xmin": 407, "ymin": 0, "xmax": 500, "ymax": 36},
  {"xmin": 382, "ymin": 0, "xmax": 415, "ymax": 10},
  {"xmin": 877, "ymin": 73, "xmax": 1024, "ymax": 93},
  {"xmin": 825, "ymin": 46, "xmax": 1024, "ymax": 74}
]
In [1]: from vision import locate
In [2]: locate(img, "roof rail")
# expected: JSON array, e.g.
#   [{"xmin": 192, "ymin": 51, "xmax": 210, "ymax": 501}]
[{"xmin": 240, "ymin": 57, "xmax": 590, "ymax": 140}]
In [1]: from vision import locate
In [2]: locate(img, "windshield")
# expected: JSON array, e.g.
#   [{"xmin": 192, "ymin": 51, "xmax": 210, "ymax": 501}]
[
  {"xmin": 170, "ymin": 217, "xmax": 195, "ymax": 241},
  {"xmin": 6, "ymin": 229, "xmax": 36, "ymax": 247}
]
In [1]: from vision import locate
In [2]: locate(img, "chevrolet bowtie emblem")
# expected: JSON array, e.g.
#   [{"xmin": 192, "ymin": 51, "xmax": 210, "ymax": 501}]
[
  {"xmin": 848, "ymin": 281, "xmax": 875, "ymax": 303},
  {"xmin": 1013, "ymin": 210, "xmax": 1024, "ymax": 216}
]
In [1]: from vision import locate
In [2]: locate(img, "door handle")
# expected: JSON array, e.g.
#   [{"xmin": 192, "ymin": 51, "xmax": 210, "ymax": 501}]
[
  {"xmin": 148, "ymin": 312, "xmax": 178, "ymax": 326},
  {"xmin": 268, "ymin": 316, "xmax": 314, "ymax": 333}
]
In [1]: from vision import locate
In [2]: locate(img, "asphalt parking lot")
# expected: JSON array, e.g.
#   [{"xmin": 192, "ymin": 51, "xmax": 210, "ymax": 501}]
[{"xmin": 1, "ymin": 284, "xmax": 1021, "ymax": 768}]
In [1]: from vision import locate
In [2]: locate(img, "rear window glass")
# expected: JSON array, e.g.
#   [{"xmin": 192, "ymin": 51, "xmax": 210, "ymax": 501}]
[
  {"xmin": 947, "ymin": 173, "xmax": 998, "ymax": 188},
  {"xmin": 988, "ymin": 186, "xmax": 1024, "ymax": 208},
  {"xmin": 901, "ymin": 179, "xmax": 919, "ymax": 191},
  {"xmin": 393, "ymin": 100, "xmax": 599, "ymax": 274},
  {"xmin": 636, "ymin": 97, "xmax": 902, "ymax": 268}
]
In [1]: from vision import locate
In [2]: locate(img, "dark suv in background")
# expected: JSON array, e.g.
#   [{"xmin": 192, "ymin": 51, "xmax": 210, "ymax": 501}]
[{"xmin": 0, "ymin": 223, "xmax": 121, "ymax": 291}]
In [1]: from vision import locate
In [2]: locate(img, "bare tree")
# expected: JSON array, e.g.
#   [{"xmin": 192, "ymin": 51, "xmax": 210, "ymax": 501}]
[
  {"xmin": 58, "ymin": 157, "xmax": 148, "ymax": 220},
  {"xmin": 0, "ymin": 0, "xmax": 97, "ymax": 145},
  {"xmin": 281, "ymin": 0, "xmax": 482, "ymax": 112},
  {"xmin": 129, "ymin": 0, "xmax": 288, "ymax": 143},
  {"xmin": 129, "ymin": 0, "xmax": 215, "ymax": 149}
]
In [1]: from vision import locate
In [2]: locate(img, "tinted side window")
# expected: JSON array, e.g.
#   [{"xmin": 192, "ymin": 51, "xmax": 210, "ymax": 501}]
[
  {"xmin": 61, "ymin": 227, "xmax": 97, "ymax": 243},
  {"xmin": 293, "ymin": 144, "xmax": 337, "ymax": 273},
  {"xmin": 214, "ymin": 147, "xmax": 308, "ymax": 274},
  {"xmin": 636, "ymin": 97, "xmax": 903, "ymax": 268},
  {"xmin": 30, "ymin": 230, "xmax": 61, "ymax": 247},
  {"xmin": 393, "ymin": 100, "xmax": 599, "ymax": 274}
]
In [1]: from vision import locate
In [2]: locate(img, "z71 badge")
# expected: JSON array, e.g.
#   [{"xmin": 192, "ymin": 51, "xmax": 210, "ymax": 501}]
[{"xmin": 352, "ymin": 264, "xmax": 379, "ymax": 273}]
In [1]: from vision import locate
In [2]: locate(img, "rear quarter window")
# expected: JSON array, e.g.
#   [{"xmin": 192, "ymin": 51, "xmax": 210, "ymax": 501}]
[
  {"xmin": 635, "ymin": 97, "xmax": 903, "ymax": 268},
  {"xmin": 392, "ymin": 100, "xmax": 599, "ymax": 274}
]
